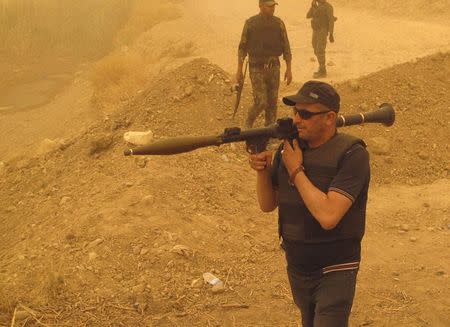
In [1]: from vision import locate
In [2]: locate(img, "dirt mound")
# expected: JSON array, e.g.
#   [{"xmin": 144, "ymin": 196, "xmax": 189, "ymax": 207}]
[
  {"xmin": 337, "ymin": 51, "xmax": 450, "ymax": 185},
  {"xmin": 125, "ymin": 57, "xmax": 235, "ymax": 137},
  {"xmin": 1, "ymin": 54, "xmax": 449, "ymax": 326}
]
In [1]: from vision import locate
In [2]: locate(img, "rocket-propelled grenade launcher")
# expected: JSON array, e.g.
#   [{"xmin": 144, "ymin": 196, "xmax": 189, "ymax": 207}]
[{"xmin": 124, "ymin": 103, "xmax": 395, "ymax": 156}]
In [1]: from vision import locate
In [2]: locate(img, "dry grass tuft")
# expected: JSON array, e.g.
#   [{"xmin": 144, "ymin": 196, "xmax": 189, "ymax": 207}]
[
  {"xmin": 90, "ymin": 50, "xmax": 147, "ymax": 110},
  {"xmin": 89, "ymin": 1, "xmax": 181, "ymax": 110},
  {"xmin": 46, "ymin": 270, "xmax": 66, "ymax": 299}
]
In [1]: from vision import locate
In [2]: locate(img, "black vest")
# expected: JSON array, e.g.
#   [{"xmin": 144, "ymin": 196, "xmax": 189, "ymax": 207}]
[
  {"xmin": 247, "ymin": 15, "xmax": 284, "ymax": 61},
  {"xmin": 275, "ymin": 133, "xmax": 367, "ymax": 243}
]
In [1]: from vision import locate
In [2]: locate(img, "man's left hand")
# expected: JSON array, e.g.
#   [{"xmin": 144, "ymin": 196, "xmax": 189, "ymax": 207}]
[
  {"xmin": 282, "ymin": 139, "xmax": 303, "ymax": 175},
  {"xmin": 329, "ymin": 34, "xmax": 335, "ymax": 43},
  {"xmin": 284, "ymin": 69, "xmax": 292, "ymax": 85}
]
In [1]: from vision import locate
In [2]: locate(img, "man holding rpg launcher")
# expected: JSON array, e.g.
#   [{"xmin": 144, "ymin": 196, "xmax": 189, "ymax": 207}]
[{"xmin": 249, "ymin": 81, "xmax": 370, "ymax": 327}]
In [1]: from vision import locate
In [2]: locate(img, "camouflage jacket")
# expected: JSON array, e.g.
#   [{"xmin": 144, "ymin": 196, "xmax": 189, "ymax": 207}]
[{"xmin": 307, "ymin": 2, "xmax": 335, "ymax": 33}]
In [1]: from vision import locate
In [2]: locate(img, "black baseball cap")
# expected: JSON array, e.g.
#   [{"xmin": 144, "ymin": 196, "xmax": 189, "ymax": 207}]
[{"xmin": 282, "ymin": 81, "xmax": 340, "ymax": 112}]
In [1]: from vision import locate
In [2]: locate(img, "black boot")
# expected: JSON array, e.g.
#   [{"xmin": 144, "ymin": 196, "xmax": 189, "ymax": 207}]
[{"xmin": 313, "ymin": 66, "xmax": 327, "ymax": 78}]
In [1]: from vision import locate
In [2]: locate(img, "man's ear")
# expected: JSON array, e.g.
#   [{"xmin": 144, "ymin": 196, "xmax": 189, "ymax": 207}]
[{"xmin": 326, "ymin": 111, "xmax": 337, "ymax": 126}]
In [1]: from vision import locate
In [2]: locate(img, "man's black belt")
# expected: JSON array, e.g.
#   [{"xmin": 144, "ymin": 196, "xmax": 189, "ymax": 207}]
[{"xmin": 249, "ymin": 58, "xmax": 280, "ymax": 69}]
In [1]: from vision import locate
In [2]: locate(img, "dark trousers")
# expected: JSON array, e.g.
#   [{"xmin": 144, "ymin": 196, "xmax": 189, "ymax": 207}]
[
  {"xmin": 312, "ymin": 28, "xmax": 328, "ymax": 69},
  {"xmin": 287, "ymin": 267, "xmax": 358, "ymax": 327}
]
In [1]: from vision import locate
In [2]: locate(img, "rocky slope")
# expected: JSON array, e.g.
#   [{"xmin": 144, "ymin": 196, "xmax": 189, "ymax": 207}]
[{"xmin": 0, "ymin": 53, "xmax": 449, "ymax": 326}]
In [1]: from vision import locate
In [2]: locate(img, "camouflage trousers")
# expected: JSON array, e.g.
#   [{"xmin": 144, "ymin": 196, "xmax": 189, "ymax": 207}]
[
  {"xmin": 246, "ymin": 65, "xmax": 280, "ymax": 128},
  {"xmin": 312, "ymin": 29, "xmax": 328, "ymax": 69}
]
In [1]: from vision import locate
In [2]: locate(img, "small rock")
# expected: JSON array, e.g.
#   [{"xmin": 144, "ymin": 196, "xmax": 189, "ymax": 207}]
[
  {"xmin": 140, "ymin": 248, "xmax": 149, "ymax": 255},
  {"xmin": 87, "ymin": 238, "xmax": 104, "ymax": 249},
  {"xmin": 133, "ymin": 245, "xmax": 142, "ymax": 254},
  {"xmin": 132, "ymin": 283, "xmax": 146, "ymax": 294},
  {"xmin": 170, "ymin": 245, "xmax": 192, "ymax": 257},
  {"xmin": 191, "ymin": 278, "xmax": 203, "ymax": 288},
  {"xmin": 141, "ymin": 195, "xmax": 155, "ymax": 206},
  {"xmin": 399, "ymin": 224, "xmax": 409, "ymax": 232},
  {"xmin": 327, "ymin": 61, "xmax": 335, "ymax": 66},
  {"xmin": 417, "ymin": 151, "xmax": 429, "ymax": 160},
  {"xmin": 65, "ymin": 233, "xmax": 76, "ymax": 242},
  {"xmin": 435, "ymin": 270, "xmax": 446, "ymax": 276},
  {"xmin": 184, "ymin": 86, "xmax": 194, "ymax": 97},
  {"xmin": 221, "ymin": 154, "xmax": 229, "ymax": 162},
  {"xmin": 310, "ymin": 57, "xmax": 316, "ymax": 62},
  {"xmin": 409, "ymin": 237, "xmax": 417, "ymax": 242},
  {"xmin": 59, "ymin": 196, "xmax": 71, "ymax": 206},
  {"xmin": 349, "ymin": 80, "xmax": 360, "ymax": 91},
  {"xmin": 123, "ymin": 130, "xmax": 154, "ymax": 146},
  {"xmin": 203, "ymin": 272, "xmax": 225, "ymax": 293},
  {"xmin": 88, "ymin": 251, "xmax": 98, "ymax": 261},
  {"xmin": 359, "ymin": 102, "xmax": 369, "ymax": 110}
]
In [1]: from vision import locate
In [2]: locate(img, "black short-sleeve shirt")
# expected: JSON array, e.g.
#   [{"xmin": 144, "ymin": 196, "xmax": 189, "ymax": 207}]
[{"xmin": 272, "ymin": 142, "xmax": 370, "ymax": 274}]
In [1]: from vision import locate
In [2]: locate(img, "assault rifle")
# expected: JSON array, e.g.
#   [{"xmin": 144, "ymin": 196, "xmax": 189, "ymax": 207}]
[
  {"xmin": 124, "ymin": 104, "xmax": 395, "ymax": 156},
  {"xmin": 231, "ymin": 59, "xmax": 248, "ymax": 119}
]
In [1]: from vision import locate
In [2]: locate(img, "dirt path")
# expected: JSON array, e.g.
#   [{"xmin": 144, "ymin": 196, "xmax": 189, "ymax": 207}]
[{"xmin": 147, "ymin": 0, "xmax": 450, "ymax": 81}]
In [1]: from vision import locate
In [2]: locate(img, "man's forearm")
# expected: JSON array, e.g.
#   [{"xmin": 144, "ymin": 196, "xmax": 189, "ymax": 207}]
[
  {"xmin": 292, "ymin": 171, "xmax": 349, "ymax": 229},
  {"xmin": 306, "ymin": 7, "xmax": 316, "ymax": 18},
  {"xmin": 285, "ymin": 60, "xmax": 292, "ymax": 71},
  {"xmin": 256, "ymin": 171, "xmax": 277, "ymax": 212}
]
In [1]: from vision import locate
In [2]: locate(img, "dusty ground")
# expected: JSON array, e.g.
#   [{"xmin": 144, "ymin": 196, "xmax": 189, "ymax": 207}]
[{"xmin": 0, "ymin": 0, "xmax": 449, "ymax": 326}]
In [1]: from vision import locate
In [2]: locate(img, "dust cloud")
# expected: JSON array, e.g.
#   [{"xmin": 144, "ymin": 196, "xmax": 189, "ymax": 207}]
[{"xmin": 0, "ymin": 0, "xmax": 449, "ymax": 326}]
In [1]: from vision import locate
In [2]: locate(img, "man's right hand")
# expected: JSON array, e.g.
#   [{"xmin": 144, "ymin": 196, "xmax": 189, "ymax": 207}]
[
  {"xmin": 311, "ymin": 0, "xmax": 318, "ymax": 7},
  {"xmin": 249, "ymin": 151, "xmax": 273, "ymax": 172}
]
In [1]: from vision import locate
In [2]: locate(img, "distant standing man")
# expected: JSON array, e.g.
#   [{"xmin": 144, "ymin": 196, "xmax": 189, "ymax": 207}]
[
  {"xmin": 237, "ymin": 0, "xmax": 292, "ymax": 128},
  {"xmin": 307, "ymin": 0, "xmax": 335, "ymax": 78}
]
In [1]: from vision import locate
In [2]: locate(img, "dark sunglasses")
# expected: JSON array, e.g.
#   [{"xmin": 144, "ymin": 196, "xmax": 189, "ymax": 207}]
[{"xmin": 293, "ymin": 108, "xmax": 331, "ymax": 120}]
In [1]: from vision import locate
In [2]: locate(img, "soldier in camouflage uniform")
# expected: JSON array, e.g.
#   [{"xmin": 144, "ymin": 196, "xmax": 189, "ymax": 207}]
[
  {"xmin": 236, "ymin": 0, "xmax": 292, "ymax": 128},
  {"xmin": 307, "ymin": 0, "xmax": 335, "ymax": 78}
]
